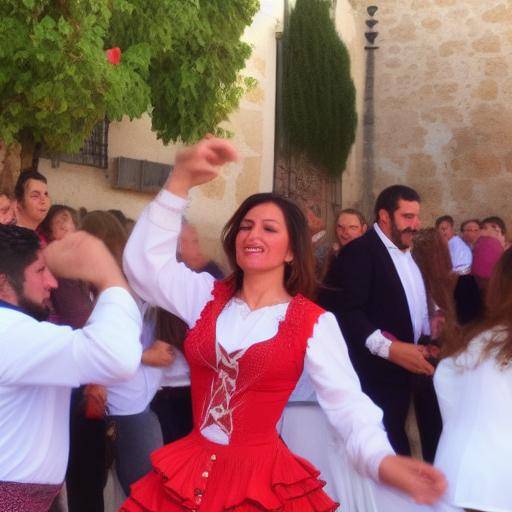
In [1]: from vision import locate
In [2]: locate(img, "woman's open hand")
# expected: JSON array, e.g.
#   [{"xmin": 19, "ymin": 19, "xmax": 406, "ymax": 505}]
[{"xmin": 378, "ymin": 455, "xmax": 447, "ymax": 504}]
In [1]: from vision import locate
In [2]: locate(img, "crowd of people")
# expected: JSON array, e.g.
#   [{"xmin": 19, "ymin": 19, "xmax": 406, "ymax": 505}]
[{"xmin": 0, "ymin": 137, "xmax": 510, "ymax": 512}]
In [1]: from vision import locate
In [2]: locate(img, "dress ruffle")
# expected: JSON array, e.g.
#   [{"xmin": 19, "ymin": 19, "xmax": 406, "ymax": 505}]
[{"xmin": 120, "ymin": 432, "xmax": 338, "ymax": 512}]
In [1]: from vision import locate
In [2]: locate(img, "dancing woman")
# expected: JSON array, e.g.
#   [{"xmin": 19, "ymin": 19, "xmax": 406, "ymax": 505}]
[{"xmin": 121, "ymin": 138, "xmax": 446, "ymax": 511}]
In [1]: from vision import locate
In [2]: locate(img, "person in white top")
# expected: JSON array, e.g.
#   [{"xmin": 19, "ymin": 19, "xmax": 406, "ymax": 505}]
[
  {"xmin": 434, "ymin": 246, "xmax": 512, "ymax": 512},
  {"xmin": 436, "ymin": 215, "xmax": 472, "ymax": 275},
  {"xmin": 121, "ymin": 137, "xmax": 446, "ymax": 512},
  {"xmin": 0, "ymin": 224, "xmax": 142, "ymax": 512}
]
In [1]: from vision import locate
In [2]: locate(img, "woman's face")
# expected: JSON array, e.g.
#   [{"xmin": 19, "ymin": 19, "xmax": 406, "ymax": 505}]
[
  {"xmin": 50, "ymin": 210, "xmax": 76, "ymax": 241},
  {"xmin": 235, "ymin": 202, "xmax": 293, "ymax": 275}
]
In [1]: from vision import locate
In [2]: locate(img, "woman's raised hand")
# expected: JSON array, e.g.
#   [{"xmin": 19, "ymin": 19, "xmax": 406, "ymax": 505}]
[
  {"xmin": 165, "ymin": 137, "xmax": 238, "ymax": 197},
  {"xmin": 378, "ymin": 455, "xmax": 447, "ymax": 504}
]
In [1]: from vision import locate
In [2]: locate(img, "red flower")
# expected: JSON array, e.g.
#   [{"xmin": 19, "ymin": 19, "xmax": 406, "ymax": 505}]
[{"xmin": 106, "ymin": 47, "xmax": 121, "ymax": 65}]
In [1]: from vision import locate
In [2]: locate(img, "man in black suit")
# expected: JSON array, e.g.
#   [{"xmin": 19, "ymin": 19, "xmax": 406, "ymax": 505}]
[{"xmin": 321, "ymin": 185, "xmax": 442, "ymax": 462}]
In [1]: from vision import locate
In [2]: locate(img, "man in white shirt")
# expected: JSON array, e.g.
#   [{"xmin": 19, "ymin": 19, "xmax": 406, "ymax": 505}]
[
  {"xmin": 0, "ymin": 224, "xmax": 142, "ymax": 511},
  {"xmin": 436, "ymin": 215, "xmax": 473, "ymax": 274},
  {"xmin": 323, "ymin": 185, "xmax": 442, "ymax": 463}
]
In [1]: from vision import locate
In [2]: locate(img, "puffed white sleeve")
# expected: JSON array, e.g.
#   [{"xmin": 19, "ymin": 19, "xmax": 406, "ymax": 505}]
[
  {"xmin": 123, "ymin": 189, "xmax": 215, "ymax": 328},
  {"xmin": 305, "ymin": 311, "xmax": 395, "ymax": 482}
]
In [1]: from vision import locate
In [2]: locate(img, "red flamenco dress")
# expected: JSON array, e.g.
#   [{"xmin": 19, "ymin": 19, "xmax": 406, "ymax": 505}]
[{"xmin": 120, "ymin": 281, "xmax": 339, "ymax": 511}]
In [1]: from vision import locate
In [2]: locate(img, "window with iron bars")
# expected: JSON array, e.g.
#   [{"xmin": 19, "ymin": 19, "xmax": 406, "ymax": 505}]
[{"xmin": 44, "ymin": 118, "xmax": 109, "ymax": 169}]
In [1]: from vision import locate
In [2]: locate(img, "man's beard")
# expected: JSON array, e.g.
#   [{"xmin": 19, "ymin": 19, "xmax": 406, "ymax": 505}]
[
  {"xmin": 389, "ymin": 218, "xmax": 417, "ymax": 250},
  {"xmin": 17, "ymin": 294, "xmax": 51, "ymax": 321}
]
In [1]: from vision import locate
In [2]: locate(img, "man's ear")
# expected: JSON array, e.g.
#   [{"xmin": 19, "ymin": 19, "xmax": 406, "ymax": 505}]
[
  {"xmin": 378, "ymin": 209, "xmax": 390, "ymax": 226},
  {"xmin": 0, "ymin": 273, "xmax": 15, "ymax": 302}
]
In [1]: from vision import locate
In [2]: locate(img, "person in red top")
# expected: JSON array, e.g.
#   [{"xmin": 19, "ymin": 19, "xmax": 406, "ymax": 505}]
[{"xmin": 121, "ymin": 137, "xmax": 447, "ymax": 511}]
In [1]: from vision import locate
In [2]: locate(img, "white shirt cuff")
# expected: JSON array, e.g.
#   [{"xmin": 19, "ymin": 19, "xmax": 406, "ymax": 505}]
[
  {"xmin": 365, "ymin": 329, "xmax": 392, "ymax": 359},
  {"xmin": 148, "ymin": 189, "xmax": 189, "ymax": 231}
]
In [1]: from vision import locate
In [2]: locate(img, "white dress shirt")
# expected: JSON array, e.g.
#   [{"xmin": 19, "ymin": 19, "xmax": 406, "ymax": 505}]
[
  {"xmin": 0, "ymin": 288, "xmax": 142, "ymax": 484},
  {"xmin": 434, "ymin": 328, "xmax": 512, "ymax": 512},
  {"xmin": 447, "ymin": 235, "xmax": 472, "ymax": 275},
  {"xmin": 123, "ymin": 190, "xmax": 395, "ymax": 482},
  {"xmin": 365, "ymin": 223, "xmax": 430, "ymax": 359}
]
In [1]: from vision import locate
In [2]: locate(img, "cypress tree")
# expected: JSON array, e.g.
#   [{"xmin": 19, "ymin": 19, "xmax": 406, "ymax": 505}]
[{"xmin": 282, "ymin": 0, "xmax": 357, "ymax": 176}]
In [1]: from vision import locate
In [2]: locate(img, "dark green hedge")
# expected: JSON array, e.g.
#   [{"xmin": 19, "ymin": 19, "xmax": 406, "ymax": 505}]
[{"xmin": 283, "ymin": 0, "xmax": 357, "ymax": 176}]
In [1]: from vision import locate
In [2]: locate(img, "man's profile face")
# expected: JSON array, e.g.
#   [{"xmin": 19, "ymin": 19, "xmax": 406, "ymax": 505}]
[
  {"xmin": 19, "ymin": 251, "xmax": 58, "ymax": 320},
  {"xmin": 0, "ymin": 194, "xmax": 15, "ymax": 225},
  {"xmin": 19, "ymin": 179, "xmax": 51, "ymax": 225},
  {"xmin": 437, "ymin": 220, "xmax": 454, "ymax": 242},
  {"xmin": 380, "ymin": 199, "xmax": 420, "ymax": 250}
]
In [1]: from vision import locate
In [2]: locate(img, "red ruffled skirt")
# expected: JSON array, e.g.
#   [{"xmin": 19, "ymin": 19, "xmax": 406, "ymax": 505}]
[{"xmin": 120, "ymin": 431, "xmax": 338, "ymax": 511}]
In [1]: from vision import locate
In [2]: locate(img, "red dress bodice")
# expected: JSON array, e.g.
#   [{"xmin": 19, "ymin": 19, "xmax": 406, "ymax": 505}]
[{"xmin": 185, "ymin": 280, "xmax": 323, "ymax": 446}]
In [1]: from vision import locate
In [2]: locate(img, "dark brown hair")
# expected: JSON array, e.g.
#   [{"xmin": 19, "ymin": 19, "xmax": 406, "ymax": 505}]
[
  {"xmin": 336, "ymin": 208, "xmax": 367, "ymax": 229},
  {"xmin": 374, "ymin": 185, "xmax": 420, "ymax": 223},
  {"xmin": 460, "ymin": 218, "xmax": 481, "ymax": 232},
  {"xmin": 221, "ymin": 193, "xmax": 316, "ymax": 298},
  {"xmin": 155, "ymin": 308, "xmax": 189, "ymax": 350},
  {"xmin": 39, "ymin": 204, "xmax": 78, "ymax": 241},
  {"xmin": 80, "ymin": 211, "xmax": 128, "ymax": 267},
  {"xmin": 14, "ymin": 169, "xmax": 47, "ymax": 202},
  {"xmin": 435, "ymin": 215, "xmax": 454, "ymax": 228},
  {"xmin": 442, "ymin": 247, "xmax": 512, "ymax": 366},
  {"xmin": 412, "ymin": 228, "xmax": 457, "ymax": 320}
]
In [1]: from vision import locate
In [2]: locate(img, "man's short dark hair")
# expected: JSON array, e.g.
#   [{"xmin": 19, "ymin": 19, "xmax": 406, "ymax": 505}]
[
  {"xmin": 0, "ymin": 224, "xmax": 41, "ymax": 295},
  {"xmin": 460, "ymin": 218, "xmax": 481, "ymax": 232},
  {"xmin": 482, "ymin": 216, "xmax": 507, "ymax": 235},
  {"xmin": 374, "ymin": 185, "xmax": 420, "ymax": 222},
  {"xmin": 435, "ymin": 215, "xmax": 454, "ymax": 228},
  {"xmin": 338, "ymin": 208, "xmax": 368, "ymax": 228},
  {"xmin": 14, "ymin": 169, "xmax": 47, "ymax": 202}
]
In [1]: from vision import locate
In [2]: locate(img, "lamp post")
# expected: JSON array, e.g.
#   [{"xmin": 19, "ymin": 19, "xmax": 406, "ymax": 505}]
[{"xmin": 362, "ymin": 5, "xmax": 379, "ymax": 215}]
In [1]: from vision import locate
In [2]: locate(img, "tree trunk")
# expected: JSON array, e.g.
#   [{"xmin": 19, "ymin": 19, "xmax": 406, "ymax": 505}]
[
  {"xmin": 0, "ymin": 141, "xmax": 22, "ymax": 194},
  {"xmin": 18, "ymin": 129, "xmax": 42, "ymax": 172}
]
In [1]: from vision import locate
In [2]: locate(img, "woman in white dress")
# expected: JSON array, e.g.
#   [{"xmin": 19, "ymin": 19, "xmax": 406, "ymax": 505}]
[{"xmin": 434, "ymin": 247, "xmax": 512, "ymax": 512}]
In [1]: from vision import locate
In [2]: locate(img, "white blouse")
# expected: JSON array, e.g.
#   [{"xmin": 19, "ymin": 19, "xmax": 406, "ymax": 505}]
[
  {"xmin": 123, "ymin": 190, "xmax": 395, "ymax": 482},
  {"xmin": 434, "ymin": 328, "xmax": 512, "ymax": 512}
]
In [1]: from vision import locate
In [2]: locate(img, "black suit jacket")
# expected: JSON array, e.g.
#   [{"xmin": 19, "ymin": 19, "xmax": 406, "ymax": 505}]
[{"xmin": 320, "ymin": 228, "xmax": 415, "ymax": 389}]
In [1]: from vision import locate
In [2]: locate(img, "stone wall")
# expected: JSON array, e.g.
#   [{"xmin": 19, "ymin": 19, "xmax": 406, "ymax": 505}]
[{"xmin": 361, "ymin": 0, "xmax": 512, "ymax": 228}]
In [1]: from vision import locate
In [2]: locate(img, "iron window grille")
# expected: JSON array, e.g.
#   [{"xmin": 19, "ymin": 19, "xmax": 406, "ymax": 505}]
[{"xmin": 44, "ymin": 118, "xmax": 109, "ymax": 169}]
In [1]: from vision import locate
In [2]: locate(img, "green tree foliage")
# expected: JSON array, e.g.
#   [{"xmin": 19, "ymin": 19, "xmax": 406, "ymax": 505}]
[
  {"xmin": 282, "ymin": 0, "xmax": 357, "ymax": 176},
  {"xmin": 0, "ymin": 0, "xmax": 259, "ymax": 155}
]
